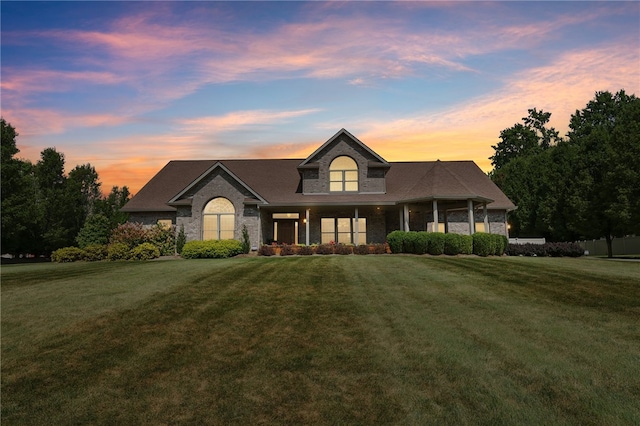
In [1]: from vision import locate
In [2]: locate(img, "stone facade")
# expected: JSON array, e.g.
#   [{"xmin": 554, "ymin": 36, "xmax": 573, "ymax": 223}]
[{"xmin": 302, "ymin": 136, "xmax": 386, "ymax": 194}]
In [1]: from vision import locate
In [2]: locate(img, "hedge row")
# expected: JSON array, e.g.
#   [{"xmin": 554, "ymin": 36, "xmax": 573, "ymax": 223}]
[
  {"xmin": 506, "ymin": 242, "xmax": 584, "ymax": 257},
  {"xmin": 51, "ymin": 242, "xmax": 160, "ymax": 262},
  {"xmin": 387, "ymin": 231, "xmax": 507, "ymax": 257},
  {"xmin": 258, "ymin": 243, "xmax": 388, "ymax": 256},
  {"xmin": 181, "ymin": 240, "xmax": 244, "ymax": 259}
]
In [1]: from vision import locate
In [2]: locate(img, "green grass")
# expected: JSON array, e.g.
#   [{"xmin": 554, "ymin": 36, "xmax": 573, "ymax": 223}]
[{"xmin": 2, "ymin": 256, "xmax": 640, "ymax": 424}]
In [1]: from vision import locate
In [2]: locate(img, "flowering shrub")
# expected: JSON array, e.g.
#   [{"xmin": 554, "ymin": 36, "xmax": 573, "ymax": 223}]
[
  {"xmin": 354, "ymin": 244, "xmax": 370, "ymax": 255},
  {"xmin": 258, "ymin": 245, "xmax": 276, "ymax": 256},
  {"xmin": 110, "ymin": 223, "xmax": 148, "ymax": 249},
  {"xmin": 280, "ymin": 244, "xmax": 296, "ymax": 256},
  {"xmin": 334, "ymin": 244, "xmax": 353, "ymax": 255},
  {"xmin": 315, "ymin": 244, "xmax": 335, "ymax": 255},
  {"xmin": 297, "ymin": 245, "xmax": 314, "ymax": 255},
  {"xmin": 147, "ymin": 224, "xmax": 175, "ymax": 256}
]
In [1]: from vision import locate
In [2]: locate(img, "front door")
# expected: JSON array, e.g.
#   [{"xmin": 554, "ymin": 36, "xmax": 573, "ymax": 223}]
[{"xmin": 276, "ymin": 220, "xmax": 296, "ymax": 244}]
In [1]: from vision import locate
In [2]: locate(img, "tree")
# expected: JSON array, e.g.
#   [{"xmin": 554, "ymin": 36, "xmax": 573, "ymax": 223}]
[
  {"xmin": 1, "ymin": 119, "xmax": 40, "ymax": 255},
  {"xmin": 489, "ymin": 108, "xmax": 560, "ymax": 171},
  {"xmin": 94, "ymin": 186, "xmax": 130, "ymax": 228},
  {"xmin": 76, "ymin": 214, "xmax": 112, "ymax": 248},
  {"xmin": 567, "ymin": 90, "xmax": 640, "ymax": 257},
  {"xmin": 67, "ymin": 164, "xmax": 101, "ymax": 239},
  {"xmin": 35, "ymin": 148, "xmax": 73, "ymax": 252}
]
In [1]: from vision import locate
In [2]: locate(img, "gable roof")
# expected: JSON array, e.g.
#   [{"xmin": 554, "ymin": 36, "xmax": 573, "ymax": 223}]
[
  {"xmin": 298, "ymin": 128, "xmax": 389, "ymax": 168},
  {"xmin": 168, "ymin": 161, "xmax": 268, "ymax": 205},
  {"xmin": 121, "ymin": 128, "xmax": 515, "ymax": 212},
  {"xmin": 122, "ymin": 158, "xmax": 515, "ymax": 212}
]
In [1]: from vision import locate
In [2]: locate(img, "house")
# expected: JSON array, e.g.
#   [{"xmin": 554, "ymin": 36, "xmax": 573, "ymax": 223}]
[{"xmin": 121, "ymin": 129, "xmax": 516, "ymax": 247}]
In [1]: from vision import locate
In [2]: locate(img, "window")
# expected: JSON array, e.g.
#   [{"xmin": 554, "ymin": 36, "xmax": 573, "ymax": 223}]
[
  {"xmin": 321, "ymin": 217, "xmax": 367, "ymax": 244},
  {"xmin": 203, "ymin": 197, "xmax": 235, "ymax": 240},
  {"xmin": 157, "ymin": 219, "xmax": 172, "ymax": 229},
  {"xmin": 329, "ymin": 156, "xmax": 358, "ymax": 192}
]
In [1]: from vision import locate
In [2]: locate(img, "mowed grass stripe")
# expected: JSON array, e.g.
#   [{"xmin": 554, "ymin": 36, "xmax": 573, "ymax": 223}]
[{"xmin": 2, "ymin": 256, "xmax": 639, "ymax": 424}]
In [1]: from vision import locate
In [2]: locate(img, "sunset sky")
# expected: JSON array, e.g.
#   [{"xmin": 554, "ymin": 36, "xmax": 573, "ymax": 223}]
[{"xmin": 2, "ymin": 1, "xmax": 638, "ymax": 194}]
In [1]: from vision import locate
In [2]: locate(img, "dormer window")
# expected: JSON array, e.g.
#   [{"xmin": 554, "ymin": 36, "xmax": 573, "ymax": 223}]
[{"xmin": 329, "ymin": 156, "xmax": 358, "ymax": 192}]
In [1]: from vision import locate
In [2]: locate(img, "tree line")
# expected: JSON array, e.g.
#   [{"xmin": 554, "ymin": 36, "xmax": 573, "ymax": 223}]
[
  {"xmin": 490, "ymin": 90, "xmax": 640, "ymax": 257},
  {"xmin": 1, "ymin": 118, "xmax": 130, "ymax": 257}
]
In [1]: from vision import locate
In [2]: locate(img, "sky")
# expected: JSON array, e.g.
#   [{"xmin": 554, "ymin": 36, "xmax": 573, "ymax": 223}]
[{"xmin": 2, "ymin": 1, "xmax": 639, "ymax": 194}]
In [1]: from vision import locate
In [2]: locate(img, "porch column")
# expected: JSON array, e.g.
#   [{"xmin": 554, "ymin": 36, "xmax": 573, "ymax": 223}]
[
  {"xmin": 432, "ymin": 199, "xmax": 439, "ymax": 233},
  {"xmin": 483, "ymin": 203, "xmax": 489, "ymax": 233},
  {"xmin": 354, "ymin": 207, "xmax": 360, "ymax": 245},
  {"xmin": 404, "ymin": 204, "xmax": 410, "ymax": 232},
  {"xmin": 399, "ymin": 209, "xmax": 404, "ymax": 231},
  {"xmin": 305, "ymin": 208, "xmax": 310, "ymax": 245},
  {"xmin": 467, "ymin": 199, "xmax": 475, "ymax": 235}
]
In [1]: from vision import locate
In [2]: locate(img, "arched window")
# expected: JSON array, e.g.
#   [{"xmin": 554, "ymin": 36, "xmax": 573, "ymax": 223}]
[
  {"xmin": 203, "ymin": 197, "xmax": 235, "ymax": 240},
  {"xmin": 329, "ymin": 156, "xmax": 358, "ymax": 192}
]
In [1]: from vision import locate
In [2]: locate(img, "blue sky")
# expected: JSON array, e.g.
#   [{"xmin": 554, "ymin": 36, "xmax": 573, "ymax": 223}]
[{"xmin": 2, "ymin": 1, "xmax": 638, "ymax": 193}]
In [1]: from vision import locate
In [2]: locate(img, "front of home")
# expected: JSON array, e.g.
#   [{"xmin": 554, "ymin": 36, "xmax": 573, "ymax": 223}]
[{"xmin": 121, "ymin": 129, "xmax": 516, "ymax": 248}]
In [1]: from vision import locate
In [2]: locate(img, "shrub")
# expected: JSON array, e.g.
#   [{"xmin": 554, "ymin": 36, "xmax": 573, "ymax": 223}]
[
  {"xmin": 444, "ymin": 233, "xmax": 463, "ymax": 255},
  {"xmin": 405, "ymin": 232, "xmax": 429, "ymax": 254},
  {"xmin": 506, "ymin": 242, "xmax": 584, "ymax": 257},
  {"xmin": 280, "ymin": 244, "xmax": 296, "ymax": 256},
  {"xmin": 130, "ymin": 242, "xmax": 160, "ymax": 260},
  {"xmin": 334, "ymin": 244, "xmax": 353, "ymax": 255},
  {"xmin": 354, "ymin": 245, "xmax": 370, "ymax": 255},
  {"xmin": 386, "ymin": 230, "xmax": 406, "ymax": 254},
  {"xmin": 545, "ymin": 242, "xmax": 583, "ymax": 257},
  {"xmin": 241, "ymin": 225, "xmax": 251, "ymax": 254},
  {"xmin": 147, "ymin": 224, "xmax": 175, "ymax": 256},
  {"xmin": 297, "ymin": 245, "xmax": 314, "ymax": 256},
  {"xmin": 176, "ymin": 224, "xmax": 186, "ymax": 254},
  {"xmin": 107, "ymin": 243, "xmax": 131, "ymax": 261},
  {"xmin": 51, "ymin": 246, "xmax": 86, "ymax": 263},
  {"xmin": 83, "ymin": 244, "xmax": 108, "ymax": 261},
  {"xmin": 76, "ymin": 214, "xmax": 111, "ymax": 248},
  {"xmin": 427, "ymin": 232, "xmax": 446, "ymax": 255},
  {"xmin": 258, "ymin": 245, "xmax": 275, "ymax": 256},
  {"xmin": 473, "ymin": 233, "xmax": 495, "ymax": 257},
  {"xmin": 110, "ymin": 222, "xmax": 147, "ymax": 249},
  {"xmin": 371, "ymin": 243, "xmax": 388, "ymax": 254},
  {"xmin": 181, "ymin": 240, "xmax": 243, "ymax": 259},
  {"xmin": 460, "ymin": 235, "xmax": 473, "ymax": 255},
  {"xmin": 315, "ymin": 244, "xmax": 335, "ymax": 255},
  {"xmin": 492, "ymin": 234, "xmax": 508, "ymax": 256}
]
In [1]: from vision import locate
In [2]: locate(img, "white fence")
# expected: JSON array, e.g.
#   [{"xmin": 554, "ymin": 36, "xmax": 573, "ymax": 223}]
[
  {"xmin": 509, "ymin": 238, "xmax": 546, "ymax": 245},
  {"xmin": 577, "ymin": 236, "xmax": 640, "ymax": 256}
]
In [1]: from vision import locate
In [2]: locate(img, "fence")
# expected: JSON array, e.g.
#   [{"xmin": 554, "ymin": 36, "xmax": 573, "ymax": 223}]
[{"xmin": 577, "ymin": 236, "xmax": 640, "ymax": 256}]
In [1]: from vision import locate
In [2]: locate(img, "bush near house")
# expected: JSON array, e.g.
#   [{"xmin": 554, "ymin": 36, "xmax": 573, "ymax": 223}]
[
  {"xmin": 386, "ymin": 230, "xmax": 406, "ymax": 254},
  {"xmin": 181, "ymin": 240, "xmax": 244, "ymax": 259},
  {"xmin": 107, "ymin": 243, "xmax": 132, "ymax": 261},
  {"xmin": 507, "ymin": 242, "xmax": 583, "ymax": 257},
  {"xmin": 51, "ymin": 247, "xmax": 86, "ymax": 263},
  {"xmin": 426, "ymin": 233, "xmax": 446, "ymax": 255},
  {"xmin": 130, "ymin": 243, "xmax": 161, "ymax": 260},
  {"xmin": 83, "ymin": 244, "xmax": 108, "ymax": 261},
  {"xmin": 297, "ymin": 245, "xmax": 314, "ymax": 256},
  {"xmin": 258, "ymin": 245, "xmax": 276, "ymax": 256}
]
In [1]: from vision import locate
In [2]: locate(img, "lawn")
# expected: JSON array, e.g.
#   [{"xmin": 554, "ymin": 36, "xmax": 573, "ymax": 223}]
[{"xmin": 2, "ymin": 256, "xmax": 639, "ymax": 424}]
